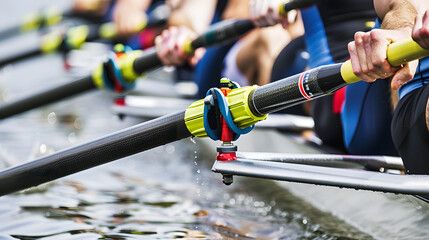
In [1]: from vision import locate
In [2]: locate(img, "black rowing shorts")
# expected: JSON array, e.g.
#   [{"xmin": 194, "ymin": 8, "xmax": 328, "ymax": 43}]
[{"xmin": 392, "ymin": 83, "xmax": 429, "ymax": 174}]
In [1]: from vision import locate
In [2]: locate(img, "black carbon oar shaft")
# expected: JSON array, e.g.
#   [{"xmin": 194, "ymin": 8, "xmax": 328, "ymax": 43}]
[
  {"xmin": 0, "ymin": 111, "xmax": 190, "ymax": 196},
  {"xmin": 0, "ymin": 24, "xmax": 99, "ymax": 68},
  {"xmin": 0, "ymin": 26, "xmax": 21, "ymax": 40},
  {"xmin": 250, "ymin": 63, "xmax": 345, "ymax": 115},
  {"xmin": 249, "ymin": 38, "xmax": 429, "ymax": 116},
  {"xmin": 0, "ymin": 45, "xmax": 42, "ymax": 68},
  {"xmin": 133, "ymin": 48, "xmax": 162, "ymax": 75},
  {"xmin": 0, "ymin": 0, "xmax": 326, "ymax": 194},
  {"xmin": 0, "ymin": 0, "xmax": 309, "ymax": 118},
  {"xmin": 132, "ymin": 0, "xmax": 315, "ymax": 74},
  {"xmin": 282, "ymin": 0, "xmax": 315, "ymax": 12},
  {"xmin": 132, "ymin": 19, "xmax": 256, "ymax": 75},
  {"xmin": 0, "ymin": 12, "xmax": 165, "ymax": 68},
  {"xmin": 0, "ymin": 75, "xmax": 96, "ymax": 120},
  {"xmin": 0, "ymin": 7, "xmax": 78, "ymax": 41},
  {"xmin": 0, "ymin": 18, "xmax": 256, "ymax": 119}
]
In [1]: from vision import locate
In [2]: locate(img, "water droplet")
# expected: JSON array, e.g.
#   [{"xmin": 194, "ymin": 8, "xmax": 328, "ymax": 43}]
[
  {"xmin": 196, "ymin": 169, "xmax": 200, "ymax": 174},
  {"xmin": 68, "ymin": 132, "xmax": 77, "ymax": 143},
  {"xmin": 190, "ymin": 137, "xmax": 196, "ymax": 144},
  {"xmin": 40, "ymin": 144, "xmax": 47, "ymax": 154},
  {"xmin": 302, "ymin": 219, "xmax": 307, "ymax": 224},
  {"xmin": 165, "ymin": 145, "xmax": 175, "ymax": 154},
  {"xmin": 47, "ymin": 112, "xmax": 57, "ymax": 125},
  {"xmin": 74, "ymin": 118, "xmax": 83, "ymax": 129}
]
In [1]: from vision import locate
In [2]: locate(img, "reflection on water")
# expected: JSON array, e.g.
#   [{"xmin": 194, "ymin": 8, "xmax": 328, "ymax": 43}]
[{"xmin": 0, "ymin": 155, "xmax": 371, "ymax": 240}]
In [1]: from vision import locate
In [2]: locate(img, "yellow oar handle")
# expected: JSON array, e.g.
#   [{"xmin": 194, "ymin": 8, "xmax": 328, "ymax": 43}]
[
  {"xmin": 183, "ymin": 39, "xmax": 194, "ymax": 55},
  {"xmin": 341, "ymin": 38, "xmax": 429, "ymax": 84}
]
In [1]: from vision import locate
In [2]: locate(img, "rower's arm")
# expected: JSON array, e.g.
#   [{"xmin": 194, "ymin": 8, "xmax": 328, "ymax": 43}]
[
  {"xmin": 375, "ymin": 0, "xmax": 429, "ymax": 30},
  {"xmin": 167, "ymin": 0, "xmax": 217, "ymax": 34}
]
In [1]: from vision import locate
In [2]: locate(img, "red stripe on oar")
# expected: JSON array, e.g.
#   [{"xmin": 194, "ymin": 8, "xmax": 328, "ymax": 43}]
[{"xmin": 298, "ymin": 72, "xmax": 311, "ymax": 100}]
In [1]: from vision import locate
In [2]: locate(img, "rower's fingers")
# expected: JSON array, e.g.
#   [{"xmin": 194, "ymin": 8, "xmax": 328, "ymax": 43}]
[
  {"xmin": 189, "ymin": 48, "xmax": 206, "ymax": 66},
  {"xmin": 413, "ymin": 10, "xmax": 429, "ymax": 49},
  {"xmin": 156, "ymin": 28, "xmax": 176, "ymax": 65},
  {"xmin": 166, "ymin": 27, "xmax": 185, "ymax": 65},
  {"xmin": 369, "ymin": 30, "xmax": 397, "ymax": 78},
  {"xmin": 176, "ymin": 27, "xmax": 192, "ymax": 59},
  {"xmin": 348, "ymin": 41, "xmax": 362, "ymax": 78},
  {"xmin": 353, "ymin": 31, "xmax": 377, "ymax": 82},
  {"xmin": 167, "ymin": 27, "xmax": 178, "ymax": 53},
  {"xmin": 156, "ymin": 29, "xmax": 168, "ymax": 56},
  {"xmin": 266, "ymin": 9, "xmax": 279, "ymax": 26},
  {"xmin": 362, "ymin": 32, "xmax": 376, "ymax": 75},
  {"xmin": 391, "ymin": 60, "xmax": 419, "ymax": 90}
]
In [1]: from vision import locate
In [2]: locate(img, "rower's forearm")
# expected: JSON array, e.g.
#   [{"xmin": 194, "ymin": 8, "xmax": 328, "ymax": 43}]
[
  {"xmin": 116, "ymin": 0, "xmax": 151, "ymax": 11},
  {"xmin": 167, "ymin": 0, "xmax": 216, "ymax": 33},
  {"xmin": 380, "ymin": 0, "xmax": 416, "ymax": 31},
  {"xmin": 378, "ymin": 0, "xmax": 429, "ymax": 31}
]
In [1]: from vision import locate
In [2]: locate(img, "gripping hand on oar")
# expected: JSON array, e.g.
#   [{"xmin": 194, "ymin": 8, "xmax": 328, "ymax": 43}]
[
  {"xmin": 348, "ymin": 2, "xmax": 429, "ymax": 90},
  {"xmin": 155, "ymin": 26, "xmax": 206, "ymax": 67},
  {"xmin": 249, "ymin": 0, "xmax": 314, "ymax": 28},
  {"xmin": 249, "ymin": 0, "xmax": 296, "ymax": 28},
  {"xmin": 413, "ymin": 10, "xmax": 429, "ymax": 50}
]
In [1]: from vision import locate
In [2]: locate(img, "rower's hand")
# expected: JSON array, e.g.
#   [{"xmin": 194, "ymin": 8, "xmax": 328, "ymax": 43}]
[
  {"xmin": 348, "ymin": 28, "xmax": 419, "ymax": 90},
  {"xmin": 412, "ymin": 10, "xmax": 429, "ymax": 50},
  {"xmin": 155, "ymin": 26, "xmax": 206, "ymax": 67},
  {"xmin": 249, "ymin": 0, "xmax": 297, "ymax": 28},
  {"xmin": 73, "ymin": 0, "xmax": 111, "ymax": 15}
]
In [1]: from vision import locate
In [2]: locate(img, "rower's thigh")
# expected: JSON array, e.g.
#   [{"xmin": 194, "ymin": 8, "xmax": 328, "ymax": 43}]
[{"xmin": 392, "ymin": 84, "xmax": 429, "ymax": 174}]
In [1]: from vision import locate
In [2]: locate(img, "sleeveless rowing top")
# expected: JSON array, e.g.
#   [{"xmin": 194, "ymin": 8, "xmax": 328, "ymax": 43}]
[
  {"xmin": 300, "ymin": 0, "xmax": 376, "ymax": 151},
  {"xmin": 301, "ymin": 0, "xmax": 375, "ymax": 67}
]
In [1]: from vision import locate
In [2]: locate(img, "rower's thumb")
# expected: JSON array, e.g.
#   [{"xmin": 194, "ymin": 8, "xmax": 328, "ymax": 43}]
[{"xmin": 391, "ymin": 60, "xmax": 418, "ymax": 90}]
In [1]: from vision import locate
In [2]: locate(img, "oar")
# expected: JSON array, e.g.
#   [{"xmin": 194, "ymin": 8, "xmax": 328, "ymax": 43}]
[
  {"xmin": 0, "ymin": 7, "xmax": 72, "ymax": 40},
  {"xmin": 0, "ymin": 3, "xmax": 172, "ymax": 68},
  {"xmin": 0, "ymin": 14, "xmax": 159, "ymax": 68},
  {"xmin": 0, "ymin": 24, "xmax": 100, "ymax": 68},
  {"xmin": 0, "ymin": 37, "xmax": 427, "ymax": 196},
  {"xmin": 0, "ymin": 20, "xmax": 252, "ymax": 120},
  {"xmin": 0, "ymin": 0, "xmax": 313, "ymax": 120}
]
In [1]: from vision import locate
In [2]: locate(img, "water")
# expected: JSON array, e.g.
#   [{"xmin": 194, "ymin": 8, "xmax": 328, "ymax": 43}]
[{"xmin": 1, "ymin": 1, "xmax": 429, "ymax": 239}]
